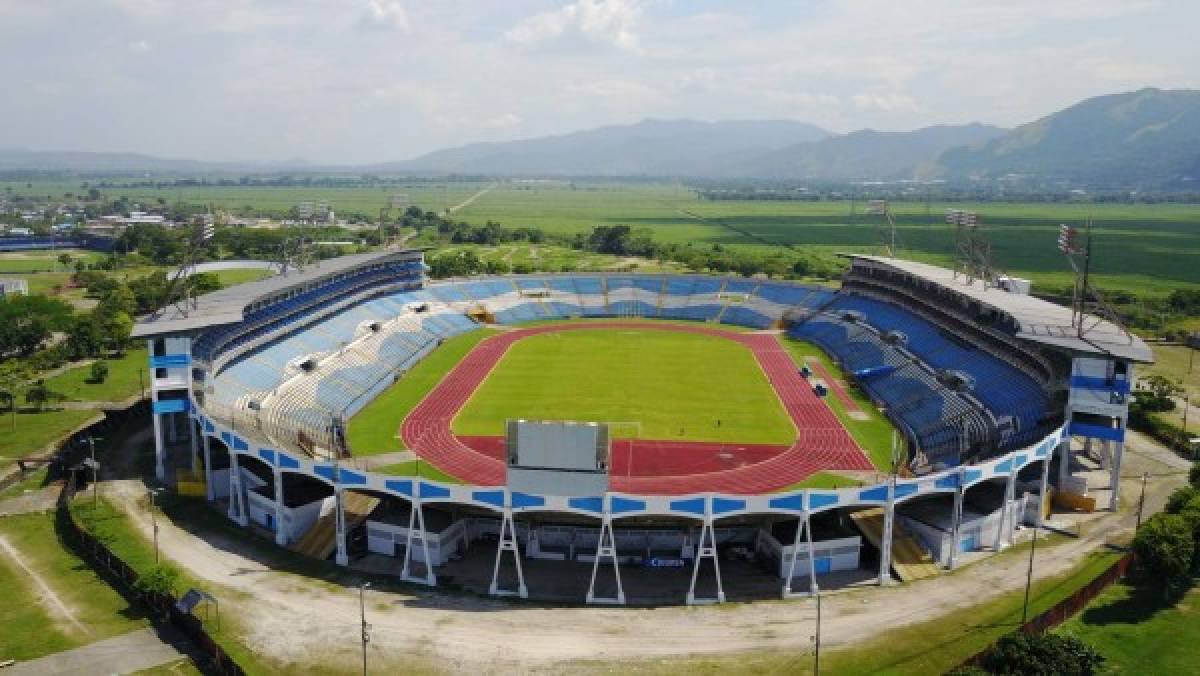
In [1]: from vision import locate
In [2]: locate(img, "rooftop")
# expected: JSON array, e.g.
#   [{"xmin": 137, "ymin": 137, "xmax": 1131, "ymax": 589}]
[
  {"xmin": 845, "ymin": 254, "xmax": 1153, "ymax": 363},
  {"xmin": 132, "ymin": 248, "xmax": 422, "ymax": 339}
]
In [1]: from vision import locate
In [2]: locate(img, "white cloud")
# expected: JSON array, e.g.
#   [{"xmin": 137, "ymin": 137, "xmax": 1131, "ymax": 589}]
[
  {"xmin": 127, "ymin": 39, "xmax": 151, "ymax": 53},
  {"xmin": 359, "ymin": 0, "xmax": 411, "ymax": 32},
  {"xmin": 506, "ymin": 0, "xmax": 643, "ymax": 51},
  {"xmin": 482, "ymin": 112, "xmax": 523, "ymax": 130}
]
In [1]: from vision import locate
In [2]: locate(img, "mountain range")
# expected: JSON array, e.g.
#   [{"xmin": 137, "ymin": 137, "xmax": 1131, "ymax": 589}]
[{"xmin": 3, "ymin": 88, "xmax": 1199, "ymax": 188}]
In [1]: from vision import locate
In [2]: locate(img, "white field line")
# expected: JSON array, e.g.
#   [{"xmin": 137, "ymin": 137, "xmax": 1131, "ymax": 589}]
[{"xmin": 0, "ymin": 534, "xmax": 91, "ymax": 635}]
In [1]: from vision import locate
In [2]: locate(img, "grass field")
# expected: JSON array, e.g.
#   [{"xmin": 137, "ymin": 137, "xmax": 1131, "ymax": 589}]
[
  {"xmin": 1056, "ymin": 581, "xmax": 1200, "ymax": 673},
  {"xmin": 346, "ymin": 328, "xmax": 498, "ymax": 455},
  {"xmin": 452, "ymin": 328, "xmax": 796, "ymax": 444},
  {"xmin": 40, "ymin": 348, "xmax": 148, "ymax": 402},
  {"xmin": 209, "ymin": 267, "xmax": 275, "ymax": 286},
  {"xmin": 0, "ymin": 408, "xmax": 99, "ymax": 468},
  {"xmin": 0, "ymin": 511, "xmax": 150, "ymax": 662}
]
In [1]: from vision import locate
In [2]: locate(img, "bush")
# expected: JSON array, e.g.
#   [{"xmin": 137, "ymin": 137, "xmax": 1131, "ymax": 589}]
[
  {"xmin": 1132, "ymin": 512, "xmax": 1195, "ymax": 595},
  {"xmin": 978, "ymin": 632, "xmax": 1104, "ymax": 675},
  {"xmin": 133, "ymin": 564, "xmax": 180, "ymax": 597},
  {"xmin": 1190, "ymin": 462, "xmax": 1200, "ymax": 488},
  {"xmin": 1166, "ymin": 486, "xmax": 1199, "ymax": 515},
  {"xmin": 88, "ymin": 361, "xmax": 109, "ymax": 384}
]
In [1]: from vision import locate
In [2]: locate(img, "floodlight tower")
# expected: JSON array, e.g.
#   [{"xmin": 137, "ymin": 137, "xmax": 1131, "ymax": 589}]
[
  {"xmin": 1057, "ymin": 221, "xmax": 1131, "ymax": 341},
  {"xmin": 157, "ymin": 222, "xmax": 215, "ymax": 318},
  {"xmin": 947, "ymin": 209, "xmax": 994, "ymax": 286},
  {"xmin": 866, "ymin": 199, "xmax": 897, "ymax": 258}
]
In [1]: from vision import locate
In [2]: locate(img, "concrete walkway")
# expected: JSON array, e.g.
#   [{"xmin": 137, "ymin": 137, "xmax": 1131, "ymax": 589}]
[
  {"xmin": 0, "ymin": 485, "xmax": 59, "ymax": 516},
  {"xmin": 3, "ymin": 627, "xmax": 193, "ymax": 676}
]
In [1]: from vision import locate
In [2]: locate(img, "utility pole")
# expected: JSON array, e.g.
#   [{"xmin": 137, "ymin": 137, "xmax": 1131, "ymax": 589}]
[
  {"xmin": 360, "ymin": 582, "xmax": 372, "ymax": 676},
  {"xmin": 813, "ymin": 584, "xmax": 822, "ymax": 675},
  {"xmin": 88, "ymin": 436, "xmax": 99, "ymax": 507},
  {"xmin": 148, "ymin": 487, "xmax": 162, "ymax": 563},
  {"xmin": 1022, "ymin": 518, "xmax": 1039, "ymax": 624},
  {"xmin": 1135, "ymin": 472, "xmax": 1149, "ymax": 530}
]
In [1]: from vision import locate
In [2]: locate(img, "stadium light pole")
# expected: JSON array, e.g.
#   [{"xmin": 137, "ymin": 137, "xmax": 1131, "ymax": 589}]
[
  {"xmin": 360, "ymin": 581, "xmax": 372, "ymax": 676},
  {"xmin": 1135, "ymin": 472, "xmax": 1149, "ymax": 530}
]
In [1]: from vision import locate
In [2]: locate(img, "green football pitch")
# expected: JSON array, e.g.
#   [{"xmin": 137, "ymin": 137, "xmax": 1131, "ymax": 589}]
[{"xmin": 450, "ymin": 328, "xmax": 796, "ymax": 444}]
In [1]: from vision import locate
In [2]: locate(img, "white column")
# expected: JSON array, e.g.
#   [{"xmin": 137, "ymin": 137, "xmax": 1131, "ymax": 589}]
[
  {"xmin": 334, "ymin": 486, "xmax": 349, "ymax": 566},
  {"xmin": 1108, "ymin": 440, "xmax": 1124, "ymax": 511},
  {"xmin": 227, "ymin": 452, "xmax": 248, "ymax": 527},
  {"xmin": 804, "ymin": 511, "xmax": 818, "ymax": 597},
  {"xmin": 188, "ymin": 418, "xmax": 200, "ymax": 475},
  {"xmin": 782, "ymin": 504, "xmax": 809, "ymax": 599},
  {"xmin": 201, "ymin": 433, "xmax": 214, "ymax": 501},
  {"xmin": 586, "ymin": 495, "xmax": 625, "ymax": 605},
  {"xmin": 273, "ymin": 466, "xmax": 287, "ymax": 546},
  {"xmin": 879, "ymin": 479, "xmax": 895, "ymax": 585},
  {"xmin": 151, "ymin": 394, "xmax": 165, "ymax": 482},
  {"xmin": 489, "ymin": 494, "xmax": 527, "ymax": 598},
  {"xmin": 994, "ymin": 469, "xmax": 1017, "ymax": 551},
  {"xmin": 947, "ymin": 469, "xmax": 965, "ymax": 569},
  {"xmin": 1038, "ymin": 451, "xmax": 1052, "ymax": 529},
  {"xmin": 1057, "ymin": 437, "xmax": 1071, "ymax": 489},
  {"xmin": 401, "ymin": 496, "xmax": 437, "ymax": 586},
  {"xmin": 687, "ymin": 495, "xmax": 725, "ymax": 605}
]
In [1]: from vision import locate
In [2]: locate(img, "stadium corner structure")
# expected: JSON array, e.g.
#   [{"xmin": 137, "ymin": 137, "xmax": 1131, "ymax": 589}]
[{"xmin": 131, "ymin": 248, "xmax": 1151, "ymax": 604}]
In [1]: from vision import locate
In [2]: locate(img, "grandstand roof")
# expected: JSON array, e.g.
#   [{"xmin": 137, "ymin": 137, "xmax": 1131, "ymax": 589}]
[
  {"xmin": 845, "ymin": 255, "xmax": 1153, "ymax": 363},
  {"xmin": 132, "ymin": 249, "xmax": 421, "ymax": 338}
]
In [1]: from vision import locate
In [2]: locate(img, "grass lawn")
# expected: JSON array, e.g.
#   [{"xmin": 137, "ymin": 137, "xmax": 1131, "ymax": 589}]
[
  {"xmin": 210, "ymin": 267, "xmax": 275, "ymax": 287},
  {"xmin": 41, "ymin": 348, "xmax": 148, "ymax": 402},
  {"xmin": 778, "ymin": 336, "xmax": 896, "ymax": 471},
  {"xmin": 0, "ymin": 511, "xmax": 150, "ymax": 662},
  {"xmin": 0, "ymin": 408, "xmax": 99, "ymax": 467},
  {"xmin": 373, "ymin": 460, "xmax": 464, "ymax": 484},
  {"xmin": 346, "ymin": 328, "xmax": 498, "ymax": 455},
  {"xmin": 0, "ymin": 466, "xmax": 51, "ymax": 500},
  {"xmin": 1056, "ymin": 581, "xmax": 1200, "ymax": 673},
  {"xmin": 774, "ymin": 471, "xmax": 866, "ymax": 491},
  {"xmin": 452, "ymin": 328, "xmax": 796, "ymax": 444}
]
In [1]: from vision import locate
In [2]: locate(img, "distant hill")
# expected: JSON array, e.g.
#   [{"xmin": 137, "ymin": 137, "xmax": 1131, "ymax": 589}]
[
  {"xmin": 727, "ymin": 123, "xmax": 1006, "ymax": 180},
  {"xmin": 380, "ymin": 119, "xmax": 831, "ymax": 177},
  {"xmin": 938, "ymin": 88, "xmax": 1200, "ymax": 188},
  {"xmin": 0, "ymin": 148, "xmax": 226, "ymax": 173}
]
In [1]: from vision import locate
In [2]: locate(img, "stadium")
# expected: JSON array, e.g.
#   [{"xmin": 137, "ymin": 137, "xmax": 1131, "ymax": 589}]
[{"xmin": 132, "ymin": 249, "xmax": 1150, "ymax": 604}]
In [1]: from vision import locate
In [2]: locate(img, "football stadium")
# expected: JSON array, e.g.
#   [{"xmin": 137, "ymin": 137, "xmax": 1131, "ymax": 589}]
[{"xmin": 132, "ymin": 249, "xmax": 1150, "ymax": 604}]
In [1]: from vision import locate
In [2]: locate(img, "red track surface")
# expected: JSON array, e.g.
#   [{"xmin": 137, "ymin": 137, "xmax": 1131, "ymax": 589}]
[
  {"xmin": 808, "ymin": 361, "xmax": 863, "ymax": 413},
  {"xmin": 399, "ymin": 322, "xmax": 874, "ymax": 494}
]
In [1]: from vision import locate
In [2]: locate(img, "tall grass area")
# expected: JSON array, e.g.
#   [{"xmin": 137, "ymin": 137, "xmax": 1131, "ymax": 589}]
[
  {"xmin": 1056, "ymin": 582, "xmax": 1200, "ymax": 672},
  {"xmin": 0, "ymin": 511, "xmax": 150, "ymax": 661},
  {"xmin": 346, "ymin": 328, "xmax": 497, "ymax": 455},
  {"xmin": 778, "ymin": 336, "xmax": 896, "ymax": 471},
  {"xmin": 453, "ymin": 328, "xmax": 796, "ymax": 444}
]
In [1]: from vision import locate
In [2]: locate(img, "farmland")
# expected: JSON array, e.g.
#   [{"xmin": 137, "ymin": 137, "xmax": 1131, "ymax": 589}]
[{"xmin": 11, "ymin": 179, "xmax": 1199, "ymax": 297}]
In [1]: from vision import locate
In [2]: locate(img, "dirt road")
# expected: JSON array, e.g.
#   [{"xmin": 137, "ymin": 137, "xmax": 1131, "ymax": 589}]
[{"xmin": 99, "ymin": 430, "xmax": 1190, "ymax": 674}]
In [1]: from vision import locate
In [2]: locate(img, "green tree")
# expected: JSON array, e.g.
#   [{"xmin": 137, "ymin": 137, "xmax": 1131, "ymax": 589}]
[
  {"xmin": 89, "ymin": 361, "xmax": 109, "ymax": 384},
  {"xmin": 24, "ymin": 379, "xmax": 63, "ymax": 412},
  {"xmin": 102, "ymin": 312, "xmax": 134, "ymax": 354},
  {"xmin": 1132, "ymin": 512, "xmax": 1195, "ymax": 595},
  {"xmin": 1190, "ymin": 461, "xmax": 1200, "ymax": 488},
  {"xmin": 979, "ymin": 632, "xmax": 1104, "ymax": 675},
  {"xmin": 96, "ymin": 284, "xmax": 137, "ymax": 317},
  {"xmin": 57, "ymin": 252, "xmax": 73, "ymax": 270}
]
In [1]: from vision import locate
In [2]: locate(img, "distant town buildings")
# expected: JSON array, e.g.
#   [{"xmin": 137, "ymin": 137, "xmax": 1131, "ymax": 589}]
[{"xmin": 0, "ymin": 278, "xmax": 29, "ymax": 297}]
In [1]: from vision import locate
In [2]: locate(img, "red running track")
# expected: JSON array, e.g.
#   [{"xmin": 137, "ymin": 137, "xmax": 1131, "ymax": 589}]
[
  {"xmin": 399, "ymin": 322, "xmax": 874, "ymax": 494},
  {"xmin": 808, "ymin": 360, "xmax": 863, "ymax": 414}
]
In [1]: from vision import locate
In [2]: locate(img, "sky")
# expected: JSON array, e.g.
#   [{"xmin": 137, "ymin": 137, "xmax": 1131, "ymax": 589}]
[{"xmin": 1, "ymin": 0, "xmax": 1197, "ymax": 164}]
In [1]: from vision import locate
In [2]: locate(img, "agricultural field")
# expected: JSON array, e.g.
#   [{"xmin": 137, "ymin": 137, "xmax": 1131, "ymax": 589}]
[
  {"xmin": 10, "ymin": 179, "xmax": 1200, "ymax": 296},
  {"xmin": 426, "ymin": 242, "xmax": 687, "ymax": 274},
  {"xmin": 452, "ymin": 327, "xmax": 796, "ymax": 444}
]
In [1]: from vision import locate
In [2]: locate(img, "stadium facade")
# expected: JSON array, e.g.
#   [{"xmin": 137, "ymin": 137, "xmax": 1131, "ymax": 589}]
[{"xmin": 132, "ymin": 249, "xmax": 1149, "ymax": 604}]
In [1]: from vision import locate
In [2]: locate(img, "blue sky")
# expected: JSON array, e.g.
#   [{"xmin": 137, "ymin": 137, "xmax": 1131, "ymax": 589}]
[{"xmin": 0, "ymin": 0, "xmax": 1195, "ymax": 164}]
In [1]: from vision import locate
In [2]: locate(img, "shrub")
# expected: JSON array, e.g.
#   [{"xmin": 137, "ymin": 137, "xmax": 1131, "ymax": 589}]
[
  {"xmin": 1190, "ymin": 461, "xmax": 1200, "ymax": 488},
  {"xmin": 134, "ymin": 564, "xmax": 180, "ymax": 597},
  {"xmin": 978, "ymin": 632, "xmax": 1104, "ymax": 675},
  {"xmin": 88, "ymin": 361, "xmax": 109, "ymax": 384},
  {"xmin": 1132, "ymin": 512, "xmax": 1195, "ymax": 595},
  {"xmin": 1166, "ymin": 485, "xmax": 1199, "ymax": 514}
]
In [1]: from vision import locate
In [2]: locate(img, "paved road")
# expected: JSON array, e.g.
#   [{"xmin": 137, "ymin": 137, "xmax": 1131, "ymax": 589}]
[{"xmin": 4, "ymin": 627, "xmax": 192, "ymax": 676}]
